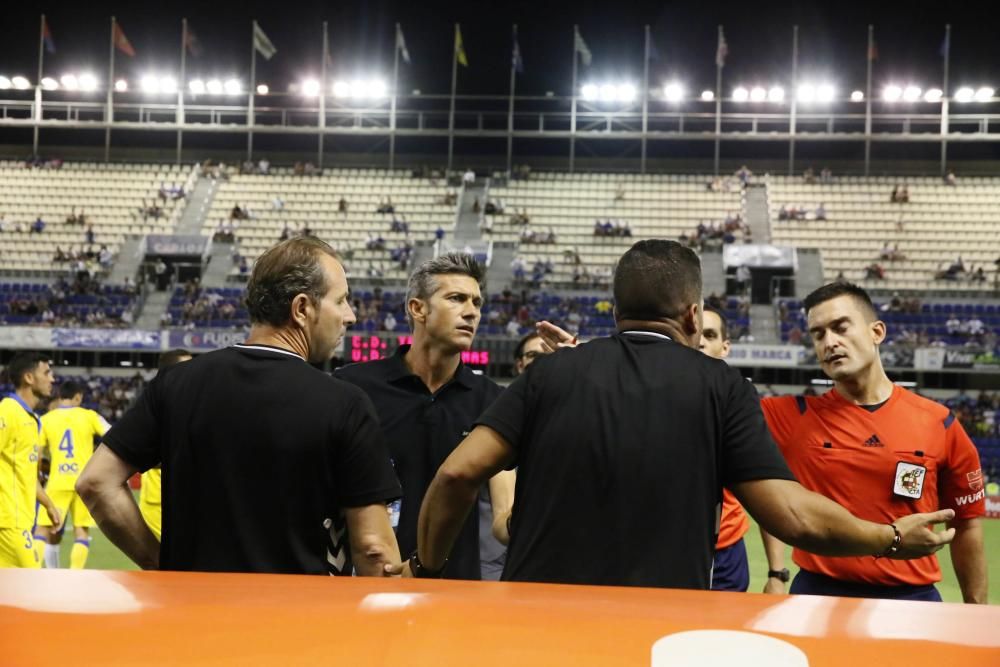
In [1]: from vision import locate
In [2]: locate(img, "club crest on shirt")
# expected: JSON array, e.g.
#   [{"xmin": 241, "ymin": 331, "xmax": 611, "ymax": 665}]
[{"xmin": 893, "ymin": 461, "xmax": 926, "ymax": 499}]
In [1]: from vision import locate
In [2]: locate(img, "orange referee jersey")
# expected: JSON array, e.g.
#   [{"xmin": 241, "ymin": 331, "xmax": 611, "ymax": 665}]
[
  {"xmin": 761, "ymin": 387, "xmax": 985, "ymax": 587},
  {"xmin": 716, "ymin": 490, "xmax": 750, "ymax": 550}
]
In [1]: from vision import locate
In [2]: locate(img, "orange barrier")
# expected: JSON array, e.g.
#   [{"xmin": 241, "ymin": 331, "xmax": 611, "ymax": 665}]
[{"xmin": 1, "ymin": 569, "xmax": 998, "ymax": 666}]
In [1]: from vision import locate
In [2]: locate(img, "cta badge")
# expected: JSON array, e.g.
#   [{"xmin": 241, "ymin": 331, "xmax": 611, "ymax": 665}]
[{"xmin": 893, "ymin": 461, "xmax": 926, "ymax": 499}]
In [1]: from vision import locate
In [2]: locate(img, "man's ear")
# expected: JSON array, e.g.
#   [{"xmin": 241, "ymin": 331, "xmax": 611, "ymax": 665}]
[
  {"xmin": 683, "ymin": 302, "xmax": 701, "ymax": 337},
  {"xmin": 871, "ymin": 319, "xmax": 887, "ymax": 346},
  {"xmin": 290, "ymin": 293, "xmax": 312, "ymax": 329}
]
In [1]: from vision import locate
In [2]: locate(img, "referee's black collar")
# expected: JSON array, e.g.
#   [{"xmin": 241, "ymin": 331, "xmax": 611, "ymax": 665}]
[{"xmin": 385, "ymin": 344, "xmax": 475, "ymax": 390}]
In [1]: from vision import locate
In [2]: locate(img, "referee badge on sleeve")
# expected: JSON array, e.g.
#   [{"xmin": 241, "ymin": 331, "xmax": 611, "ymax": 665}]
[{"xmin": 893, "ymin": 461, "xmax": 926, "ymax": 499}]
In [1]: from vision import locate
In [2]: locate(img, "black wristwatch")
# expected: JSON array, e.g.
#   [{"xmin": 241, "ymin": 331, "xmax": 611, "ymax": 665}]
[
  {"xmin": 767, "ymin": 568, "xmax": 790, "ymax": 583},
  {"xmin": 408, "ymin": 550, "xmax": 447, "ymax": 579}
]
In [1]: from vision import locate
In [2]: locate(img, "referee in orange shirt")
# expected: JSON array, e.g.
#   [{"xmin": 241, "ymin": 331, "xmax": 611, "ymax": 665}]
[{"xmin": 761, "ymin": 283, "xmax": 986, "ymax": 602}]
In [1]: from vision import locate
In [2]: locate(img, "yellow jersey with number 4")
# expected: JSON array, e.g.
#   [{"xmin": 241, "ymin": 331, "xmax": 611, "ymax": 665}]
[
  {"xmin": 0, "ymin": 395, "xmax": 43, "ymax": 530},
  {"xmin": 41, "ymin": 407, "xmax": 110, "ymax": 492}
]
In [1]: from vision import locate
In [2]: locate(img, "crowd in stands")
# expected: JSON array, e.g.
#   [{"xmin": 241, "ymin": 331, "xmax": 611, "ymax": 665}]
[
  {"xmin": 934, "ymin": 256, "xmax": 991, "ymax": 284},
  {"xmin": 592, "ymin": 220, "xmax": 632, "ymax": 238},
  {"xmin": 680, "ymin": 213, "xmax": 750, "ymax": 250},
  {"xmin": 165, "ymin": 281, "xmax": 246, "ymax": 329},
  {"xmin": 778, "ymin": 203, "xmax": 827, "ymax": 221},
  {"xmin": 22, "ymin": 154, "xmax": 64, "ymax": 170},
  {"xmin": 890, "ymin": 184, "xmax": 911, "ymax": 203},
  {"xmin": 1, "ymin": 277, "xmax": 137, "ymax": 328}
]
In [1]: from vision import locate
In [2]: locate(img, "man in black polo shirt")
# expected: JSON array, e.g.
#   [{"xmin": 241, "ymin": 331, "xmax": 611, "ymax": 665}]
[
  {"xmin": 336, "ymin": 253, "xmax": 511, "ymax": 580},
  {"xmin": 410, "ymin": 239, "xmax": 956, "ymax": 587},
  {"xmin": 77, "ymin": 237, "xmax": 403, "ymax": 575}
]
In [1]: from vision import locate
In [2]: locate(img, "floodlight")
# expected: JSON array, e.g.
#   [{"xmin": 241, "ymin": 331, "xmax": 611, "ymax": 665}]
[
  {"xmin": 749, "ymin": 86, "xmax": 767, "ymax": 102},
  {"xmin": 0, "ymin": 76, "xmax": 11, "ymax": 90},
  {"xmin": 850, "ymin": 90, "xmax": 864, "ymax": 102},
  {"xmin": 902, "ymin": 85, "xmax": 921, "ymax": 102},
  {"xmin": 114, "ymin": 79, "xmax": 128, "ymax": 92},
  {"xmin": 923, "ymin": 88, "xmax": 943, "ymax": 103},
  {"xmin": 767, "ymin": 86, "xmax": 784, "ymax": 103},
  {"xmin": 581, "ymin": 84, "xmax": 598, "ymax": 101},
  {"xmin": 206, "ymin": 79, "xmax": 223, "ymax": 95},
  {"xmin": 882, "ymin": 85, "xmax": 903, "ymax": 102},
  {"xmin": 974, "ymin": 87, "xmax": 995, "ymax": 102},
  {"xmin": 256, "ymin": 84, "xmax": 269, "ymax": 95},
  {"xmin": 700, "ymin": 89, "xmax": 715, "ymax": 102},
  {"xmin": 224, "ymin": 79, "xmax": 242, "ymax": 95},
  {"xmin": 368, "ymin": 80, "xmax": 387, "ymax": 98},
  {"xmin": 616, "ymin": 84, "xmax": 636, "ymax": 102},
  {"xmin": 40, "ymin": 77, "xmax": 59, "ymax": 91},
  {"xmin": 12, "ymin": 76, "xmax": 30, "ymax": 90},
  {"xmin": 159, "ymin": 77, "xmax": 177, "ymax": 94},
  {"xmin": 302, "ymin": 79, "xmax": 321, "ymax": 97},
  {"xmin": 816, "ymin": 84, "xmax": 835, "ymax": 103},
  {"xmin": 333, "ymin": 80, "xmax": 351, "ymax": 97},
  {"xmin": 140, "ymin": 75, "xmax": 159, "ymax": 94},
  {"xmin": 797, "ymin": 84, "xmax": 815, "ymax": 102},
  {"xmin": 732, "ymin": 86, "xmax": 749, "ymax": 102},
  {"xmin": 188, "ymin": 79, "xmax": 205, "ymax": 95},
  {"xmin": 79, "ymin": 73, "xmax": 98, "ymax": 92},
  {"xmin": 598, "ymin": 84, "xmax": 617, "ymax": 102},
  {"xmin": 61, "ymin": 74, "xmax": 79, "ymax": 91},
  {"xmin": 663, "ymin": 83, "xmax": 683, "ymax": 102},
  {"xmin": 954, "ymin": 87, "xmax": 975, "ymax": 103}
]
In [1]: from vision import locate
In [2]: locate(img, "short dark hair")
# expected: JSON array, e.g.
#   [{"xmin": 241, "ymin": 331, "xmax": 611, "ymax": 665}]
[
  {"xmin": 803, "ymin": 282, "xmax": 878, "ymax": 321},
  {"xmin": 613, "ymin": 240, "xmax": 702, "ymax": 322},
  {"xmin": 4, "ymin": 351, "xmax": 49, "ymax": 389},
  {"xmin": 58, "ymin": 380, "xmax": 84, "ymax": 400},
  {"xmin": 158, "ymin": 349, "xmax": 193, "ymax": 370},
  {"xmin": 245, "ymin": 237, "xmax": 340, "ymax": 327},
  {"xmin": 405, "ymin": 253, "xmax": 485, "ymax": 328},
  {"xmin": 703, "ymin": 304, "xmax": 729, "ymax": 342},
  {"xmin": 515, "ymin": 332, "xmax": 541, "ymax": 361}
]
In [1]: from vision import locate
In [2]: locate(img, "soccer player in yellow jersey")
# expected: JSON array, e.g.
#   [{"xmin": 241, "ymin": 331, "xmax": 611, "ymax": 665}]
[
  {"xmin": 37, "ymin": 380, "xmax": 110, "ymax": 568},
  {"xmin": 0, "ymin": 352, "xmax": 63, "ymax": 568},
  {"xmin": 139, "ymin": 349, "xmax": 193, "ymax": 540}
]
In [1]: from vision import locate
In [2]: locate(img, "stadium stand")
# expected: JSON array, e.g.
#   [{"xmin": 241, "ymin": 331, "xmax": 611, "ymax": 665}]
[
  {"xmin": 203, "ymin": 168, "xmax": 455, "ymax": 281},
  {"xmin": 1, "ymin": 279, "xmax": 139, "ymax": 327},
  {"xmin": 489, "ymin": 172, "xmax": 745, "ymax": 287},
  {"xmin": 0, "ymin": 161, "xmax": 192, "ymax": 273},
  {"xmin": 767, "ymin": 175, "xmax": 1000, "ymax": 291}
]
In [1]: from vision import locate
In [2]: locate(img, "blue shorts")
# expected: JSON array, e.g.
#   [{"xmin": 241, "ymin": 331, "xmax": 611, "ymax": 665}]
[
  {"xmin": 790, "ymin": 568, "xmax": 942, "ymax": 602},
  {"xmin": 711, "ymin": 538, "xmax": 749, "ymax": 592}
]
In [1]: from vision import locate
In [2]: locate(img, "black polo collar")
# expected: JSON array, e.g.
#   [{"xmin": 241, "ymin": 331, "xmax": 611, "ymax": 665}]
[{"xmin": 385, "ymin": 344, "xmax": 475, "ymax": 390}]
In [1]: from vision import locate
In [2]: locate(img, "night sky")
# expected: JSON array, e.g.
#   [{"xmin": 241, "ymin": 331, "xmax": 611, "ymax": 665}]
[{"xmin": 3, "ymin": 1, "xmax": 997, "ymax": 97}]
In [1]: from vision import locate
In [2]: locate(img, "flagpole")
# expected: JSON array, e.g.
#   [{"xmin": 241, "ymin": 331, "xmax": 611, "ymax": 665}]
[
  {"xmin": 177, "ymin": 19, "xmax": 187, "ymax": 166},
  {"xmin": 319, "ymin": 21, "xmax": 328, "ymax": 169},
  {"xmin": 33, "ymin": 14, "xmax": 45, "ymax": 156},
  {"xmin": 506, "ymin": 24, "xmax": 517, "ymax": 176},
  {"xmin": 788, "ymin": 25, "xmax": 798, "ymax": 176},
  {"xmin": 447, "ymin": 24, "xmax": 459, "ymax": 173},
  {"xmin": 940, "ymin": 23, "xmax": 951, "ymax": 177},
  {"xmin": 864, "ymin": 25, "xmax": 873, "ymax": 177},
  {"xmin": 641, "ymin": 25, "xmax": 650, "ymax": 175},
  {"xmin": 105, "ymin": 17, "xmax": 116, "ymax": 163},
  {"xmin": 248, "ymin": 21, "xmax": 257, "ymax": 162},
  {"xmin": 570, "ymin": 25, "xmax": 578, "ymax": 173},
  {"xmin": 713, "ymin": 25, "xmax": 722, "ymax": 177},
  {"xmin": 390, "ymin": 23, "xmax": 401, "ymax": 170}
]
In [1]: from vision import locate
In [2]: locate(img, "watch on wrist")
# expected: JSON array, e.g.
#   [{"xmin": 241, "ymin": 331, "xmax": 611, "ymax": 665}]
[
  {"xmin": 767, "ymin": 568, "xmax": 790, "ymax": 583},
  {"xmin": 408, "ymin": 550, "xmax": 447, "ymax": 579}
]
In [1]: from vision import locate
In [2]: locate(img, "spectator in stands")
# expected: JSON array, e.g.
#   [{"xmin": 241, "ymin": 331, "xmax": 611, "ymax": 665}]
[
  {"xmin": 890, "ymin": 185, "xmax": 901, "ymax": 203},
  {"xmin": 778, "ymin": 205, "xmax": 789, "ymax": 221},
  {"xmin": 366, "ymin": 233, "xmax": 386, "ymax": 251},
  {"xmin": 124, "ymin": 277, "xmax": 136, "ymax": 296},
  {"xmin": 815, "ymin": 203, "xmax": 827, "ymax": 221},
  {"xmin": 735, "ymin": 264, "xmax": 751, "ymax": 295},
  {"xmin": 384, "ymin": 312, "xmax": 397, "ymax": 332},
  {"xmin": 338, "ymin": 197, "xmax": 348, "ymax": 214},
  {"xmin": 84, "ymin": 224, "xmax": 95, "ymax": 246},
  {"xmin": 945, "ymin": 171, "xmax": 957, "ymax": 186},
  {"xmin": 258, "ymin": 158, "xmax": 270, "ymax": 175},
  {"xmin": 279, "ymin": 224, "xmax": 291, "ymax": 242},
  {"xmin": 863, "ymin": 263, "xmax": 886, "ymax": 280},
  {"xmin": 511, "ymin": 257, "xmax": 526, "ymax": 284},
  {"xmin": 614, "ymin": 184, "xmax": 625, "ymax": 202},
  {"xmin": 31, "ymin": 216, "xmax": 45, "ymax": 234},
  {"xmin": 154, "ymin": 258, "xmax": 169, "ymax": 291},
  {"xmin": 803, "ymin": 167, "xmax": 816, "ymax": 184},
  {"xmin": 238, "ymin": 257, "xmax": 249, "ymax": 276},
  {"xmin": 376, "ymin": 197, "xmax": 395, "ymax": 215},
  {"xmin": 442, "ymin": 191, "xmax": 458, "ymax": 207},
  {"xmin": 820, "ymin": 167, "xmax": 833, "ymax": 184},
  {"xmin": 472, "ymin": 198, "xmax": 481, "ymax": 214},
  {"xmin": 270, "ymin": 195, "xmax": 284, "ymax": 212},
  {"xmin": 435, "ymin": 226, "xmax": 446, "ymax": 243},
  {"xmin": 463, "ymin": 168, "xmax": 476, "ymax": 185},
  {"xmin": 98, "ymin": 246, "xmax": 113, "ymax": 269},
  {"xmin": 969, "ymin": 266, "xmax": 987, "ymax": 284},
  {"xmin": 735, "ymin": 165, "xmax": 753, "ymax": 185}
]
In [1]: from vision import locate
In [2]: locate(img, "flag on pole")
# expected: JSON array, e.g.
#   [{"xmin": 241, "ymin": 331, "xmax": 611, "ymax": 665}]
[
  {"xmin": 42, "ymin": 16, "xmax": 56, "ymax": 54},
  {"xmin": 113, "ymin": 22, "xmax": 136, "ymax": 57},
  {"xmin": 868, "ymin": 40, "xmax": 879, "ymax": 61},
  {"xmin": 455, "ymin": 25, "xmax": 468, "ymax": 67},
  {"xmin": 512, "ymin": 26, "xmax": 524, "ymax": 73},
  {"xmin": 648, "ymin": 32, "xmax": 662, "ymax": 62},
  {"xmin": 184, "ymin": 24, "xmax": 202, "ymax": 57},
  {"xmin": 715, "ymin": 28, "xmax": 728, "ymax": 67},
  {"xmin": 574, "ymin": 26, "xmax": 592, "ymax": 66},
  {"xmin": 253, "ymin": 22, "xmax": 277, "ymax": 60},
  {"xmin": 396, "ymin": 24, "xmax": 411, "ymax": 65}
]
